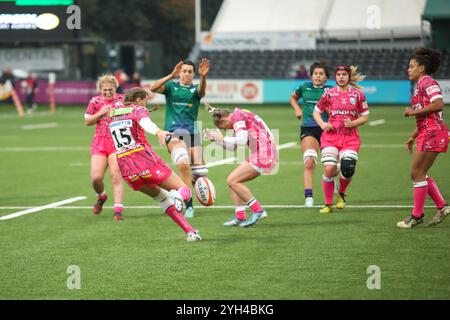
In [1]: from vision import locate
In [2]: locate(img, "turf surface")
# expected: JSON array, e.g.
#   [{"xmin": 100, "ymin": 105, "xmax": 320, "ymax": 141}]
[{"xmin": 0, "ymin": 103, "xmax": 449, "ymax": 299}]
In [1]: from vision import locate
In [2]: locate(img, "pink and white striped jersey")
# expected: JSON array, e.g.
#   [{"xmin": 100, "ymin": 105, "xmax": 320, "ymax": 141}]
[
  {"xmin": 85, "ymin": 94, "xmax": 124, "ymax": 138},
  {"xmin": 315, "ymin": 86, "xmax": 369, "ymax": 136},
  {"xmin": 230, "ymin": 108, "xmax": 278, "ymax": 172},
  {"xmin": 231, "ymin": 108, "xmax": 276, "ymax": 146},
  {"xmin": 105, "ymin": 104, "xmax": 163, "ymax": 177},
  {"xmin": 411, "ymin": 75, "xmax": 446, "ymax": 132}
]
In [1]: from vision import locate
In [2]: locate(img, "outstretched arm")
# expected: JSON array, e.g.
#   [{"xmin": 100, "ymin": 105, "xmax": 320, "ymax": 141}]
[
  {"xmin": 197, "ymin": 58, "xmax": 210, "ymax": 98},
  {"xmin": 149, "ymin": 61, "xmax": 183, "ymax": 93},
  {"xmin": 139, "ymin": 117, "xmax": 172, "ymax": 146}
]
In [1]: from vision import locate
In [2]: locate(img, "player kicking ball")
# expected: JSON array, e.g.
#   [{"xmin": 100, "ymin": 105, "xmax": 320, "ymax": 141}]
[
  {"xmin": 204, "ymin": 103, "xmax": 278, "ymax": 227},
  {"xmin": 105, "ymin": 87, "xmax": 201, "ymax": 241}
]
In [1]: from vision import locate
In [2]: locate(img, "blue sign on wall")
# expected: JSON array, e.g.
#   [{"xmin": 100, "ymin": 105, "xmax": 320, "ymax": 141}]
[{"xmin": 263, "ymin": 80, "xmax": 412, "ymax": 104}]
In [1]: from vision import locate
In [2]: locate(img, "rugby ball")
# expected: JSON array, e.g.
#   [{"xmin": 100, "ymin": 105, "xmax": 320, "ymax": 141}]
[{"xmin": 194, "ymin": 177, "xmax": 216, "ymax": 207}]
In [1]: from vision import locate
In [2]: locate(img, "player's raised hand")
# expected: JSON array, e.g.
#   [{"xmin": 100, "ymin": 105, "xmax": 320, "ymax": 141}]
[
  {"xmin": 404, "ymin": 107, "xmax": 415, "ymax": 117},
  {"xmin": 405, "ymin": 137, "xmax": 415, "ymax": 154},
  {"xmin": 199, "ymin": 58, "xmax": 210, "ymax": 77},
  {"xmin": 171, "ymin": 61, "xmax": 184, "ymax": 78},
  {"xmin": 156, "ymin": 130, "xmax": 172, "ymax": 146}
]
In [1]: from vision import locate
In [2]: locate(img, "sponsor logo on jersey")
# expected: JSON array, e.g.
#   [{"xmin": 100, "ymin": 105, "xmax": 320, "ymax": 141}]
[
  {"xmin": 109, "ymin": 119, "xmax": 132, "ymax": 129},
  {"xmin": 330, "ymin": 109, "xmax": 357, "ymax": 117},
  {"xmin": 426, "ymin": 85, "xmax": 440, "ymax": 95}
]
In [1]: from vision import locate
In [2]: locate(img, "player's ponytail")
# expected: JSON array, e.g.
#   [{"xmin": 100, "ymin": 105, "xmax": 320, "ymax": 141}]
[
  {"xmin": 205, "ymin": 102, "xmax": 231, "ymax": 127},
  {"xmin": 411, "ymin": 47, "xmax": 441, "ymax": 75},
  {"xmin": 349, "ymin": 65, "xmax": 366, "ymax": 90},
  {"xmin": 124, "ymin": 87, "xmax": 148, "ymax": 105}
]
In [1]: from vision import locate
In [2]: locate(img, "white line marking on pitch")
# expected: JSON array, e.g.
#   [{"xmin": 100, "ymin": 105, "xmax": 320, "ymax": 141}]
[
  {"xmin": 21, "ymin": 123, "xmax": 58, "ymax": 130},
  {"xmin": 369, "ymin": 119, "xmax": 386, "ymax": 126},
  {"xmin": 206, "ymin": 141, "xmax": 297, "ymax": 168},
  {"xmin": 0, "ymin": 204, "xmax": 436, "ymax": 210},
  {"xmin": 0, "ymin": 197, "xmax": 87, "ymax": 221},
  {"xmin": 0, "ymin": 147, "xmax": 88, "ymax": 152}
]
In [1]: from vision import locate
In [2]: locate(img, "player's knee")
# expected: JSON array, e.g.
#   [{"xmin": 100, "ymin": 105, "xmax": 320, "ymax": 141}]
[
  {"xmin": 110, "ymin": 172, "xmax": 123, "ymax": 186},
  {"xmin": 323, "ymin": 166, "xmax": 337, "ymax": 178},
  {"xmin": 91, "ymin": 174, "xmax": 104, "ymax": 185},
  {"xmin": 177, "ymin": 162, "xmax": 191, "ymax": 175},
  {"xmin": 303, "ymin": 149, "xmax": 318, "ymax": 170},
  {"xmin": 171, "ymin": 147, "xmax": 190, "ymax": 166},
  {"xmin": 227, "ymin": 175, "xmax": 237, "ymax": 189},
  {"xmin": 321, "ymin": 152, "xmax": 338, "ymax": 167},
  {"xmin": 304, "ymin": 157, "xmax": 316, "ymax": 171},
  {"xmin": 410, "ymin": 170, "xmax": 425, "ymax": 181},
  {"xmin": 340, "ymin": 152, "xmax": 358, "ymax": 179}
]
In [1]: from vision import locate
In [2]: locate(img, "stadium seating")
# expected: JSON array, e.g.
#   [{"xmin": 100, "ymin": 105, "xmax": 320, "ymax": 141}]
[
  {"xmin": 194, "ymin": 0, "xmax": 450, "ymax": 80},
  {"xmin": 196, "ymin": 48, "xmax": 450, "ymax": 80}
]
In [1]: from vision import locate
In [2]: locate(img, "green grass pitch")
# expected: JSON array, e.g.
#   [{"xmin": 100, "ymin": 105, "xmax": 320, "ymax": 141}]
[{"xmin": 0, "ymin": 103, "xmax": 449, "ymax": 299}]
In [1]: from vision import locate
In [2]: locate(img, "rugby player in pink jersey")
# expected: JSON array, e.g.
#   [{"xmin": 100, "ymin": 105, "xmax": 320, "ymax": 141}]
[
  {"xmin": 204, "ymin": 104, "xmax": 278, "ymax": 227},
  {"xmin": 313, "ymin": 65, "xmax": 369, "ymax": 214},
  {"xmin": 105, "ymin": 87, "xmax": 201, "ymax": 241},
  {"xmin": 85, "ymin": 75, "xmax": 125, "ymax": 220},
  {"xmin": 397, "ymin": 48, "xmax": 449, "ymax": 229}
]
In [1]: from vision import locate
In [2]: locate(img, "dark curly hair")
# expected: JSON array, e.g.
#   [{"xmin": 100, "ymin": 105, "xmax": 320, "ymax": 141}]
[{"xmin": 410, "ymin": 47, "xmax": 441, "ymax": 75}]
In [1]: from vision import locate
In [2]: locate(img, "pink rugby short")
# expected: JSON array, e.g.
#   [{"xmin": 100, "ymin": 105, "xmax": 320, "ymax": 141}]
[
  {"xmin": 91, "ymin": 135, "xmax": 116, "ymax": 157},
  {"xmin": 123, "ymin": 162, "xmax": 173, "ymax": 191},
  {"xmin": 320, "ymin": 132, "xmax": 361, "ymax": 153},
  {"xmin": 416, "ymin": 129, "xmax": 449, "ymax": 153}
]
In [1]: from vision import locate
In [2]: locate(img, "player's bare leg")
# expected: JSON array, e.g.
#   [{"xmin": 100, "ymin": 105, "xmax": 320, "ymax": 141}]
[
  {"xmin": 168, "ymin": 139, "xmax": 195, "ymax": 217},
  {"xmin": 398, "ymin": 151, "xmax": 439, "ymax": 228},
  {"xmin": 140, "ymin": 177, "xmax": 200, "ymax": 241},
  {"xmin": 226, "ymin": 162, "xmax": 266, "ymax": 227},
  {"xmin": 301, "ymin": 136, "xmax": 320, "ymax": 207},
  {"xmin": 107, "ymin": 153, "xmax": 124, "ymax": 220},
  {"xmin": 90, "ymin": 155, "xmax": 108, "ymax": 215},
  {"xmin": 321, "ymin": 164, "xmax": 338, "ymax": 214}
]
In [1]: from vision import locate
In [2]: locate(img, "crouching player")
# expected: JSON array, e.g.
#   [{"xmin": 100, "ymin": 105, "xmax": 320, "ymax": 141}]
[
  {"xmin": 204, "ymin": 104, "xmax": 278, "ymax": 227},
  {"xmin": 105, "ymin": 87, "xmax": 201, "ymax": 241},
  {"xmin": 313, "ymin": 65, "xmax": 369, "ymax": 213}
]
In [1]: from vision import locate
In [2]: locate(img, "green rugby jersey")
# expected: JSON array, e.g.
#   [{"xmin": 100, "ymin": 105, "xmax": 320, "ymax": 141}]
[
  {"xmin": 163, "ymin": 80, "xmax": 202, "ymax": 133},
  {"xmin": 294, "ymin": 82, "xmax": 331, "ymax": 127}
]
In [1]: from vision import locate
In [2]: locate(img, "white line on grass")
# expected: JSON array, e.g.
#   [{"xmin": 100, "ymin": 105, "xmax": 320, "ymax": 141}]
[
  {"xmin": 0, "ymin": 197, "xmax": 87, "ymax": 221},
  {"xmin": 0, "ymin": 204, "xmax": 436, "ymax": 210},
  {"xmin": 0, "ymin": 147, "xmax": 88, "ymax": 152},
  {"xmin": 206, "ymin": 141, "xmax": 297, "ymax": 168},
  {"xmin": 21, "ymin": 123, "xmax": 58, "ymax": 130},
  {"xmin": 368, "ymin": 119, "xmax": 386, "ymax": 126}
]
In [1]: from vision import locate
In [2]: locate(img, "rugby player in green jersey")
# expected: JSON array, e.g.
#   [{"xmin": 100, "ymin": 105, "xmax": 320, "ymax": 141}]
[
  {"xmin": 290, "ymin": 61, "xmax": 332, "ymax": 207},
  {"xmin": 150, "ymin": 58, "xmax": 210, "ymax": 218}
]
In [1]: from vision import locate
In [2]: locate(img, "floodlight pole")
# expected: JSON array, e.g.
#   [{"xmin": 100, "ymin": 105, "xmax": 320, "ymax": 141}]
[{"xmin": 195, "ymin": 0, "xmax": 201, "ymax": 44}]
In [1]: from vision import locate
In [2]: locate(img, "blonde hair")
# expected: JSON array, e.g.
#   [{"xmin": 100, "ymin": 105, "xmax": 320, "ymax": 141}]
[
  {"xmin": 205, "ymin": 102, "xmax": 231, "ymax": 127},
  {"xmin": 97, "ymin": 74, "xmax": 119, "ymax": 91},
  {"xmin": 349, "ymin": 65, "xmax": 366, "ymax": 90}
]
